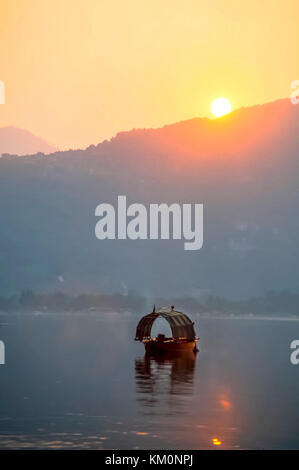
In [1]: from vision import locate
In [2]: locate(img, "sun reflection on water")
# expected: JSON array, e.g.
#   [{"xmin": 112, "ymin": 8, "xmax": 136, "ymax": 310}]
[{"xmin": 212, "ymin": 437, "xmax": 222, "ymax": 446}]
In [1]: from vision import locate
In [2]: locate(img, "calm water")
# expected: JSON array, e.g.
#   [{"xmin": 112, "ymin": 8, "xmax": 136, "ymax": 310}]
[{"xmin": 0, "ymin": 313, "xmax": 298, "ymax": 449}]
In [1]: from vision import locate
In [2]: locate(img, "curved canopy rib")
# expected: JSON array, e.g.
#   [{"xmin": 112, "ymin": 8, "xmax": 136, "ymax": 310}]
[{"xmin": 135, "ymin": 308, "xmax": 196, "ymax": 341}]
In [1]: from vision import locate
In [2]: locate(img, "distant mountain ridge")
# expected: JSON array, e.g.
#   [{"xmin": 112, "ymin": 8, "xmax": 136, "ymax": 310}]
[
  {"xmin": 0, "ymin": 126, "xmax": 56, "ymax": 156},
  {"xmin": 0, "ymin": 99, "xmax": 298, "ymax": 299}
]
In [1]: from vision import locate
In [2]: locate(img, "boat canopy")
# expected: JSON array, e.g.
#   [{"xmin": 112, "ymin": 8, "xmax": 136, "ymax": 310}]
[{"xmin": 135, "ymin": 306, "xmax": 196, "ymax": 342}]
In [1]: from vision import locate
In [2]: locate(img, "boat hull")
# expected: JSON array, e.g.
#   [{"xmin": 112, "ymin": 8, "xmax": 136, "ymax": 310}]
[{"xmin": 144, "ymin": 339, "xmax": 197, "ymax": 355}]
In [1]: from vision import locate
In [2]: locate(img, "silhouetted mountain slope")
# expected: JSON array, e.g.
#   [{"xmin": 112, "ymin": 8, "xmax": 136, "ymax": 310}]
[
  {"xmin": 0, "ymin": 99, "xmax": 298, "ymax": 299},
  {"xmin": 0, "ymin": 126, "xmax": 56, "ymax": 156}
]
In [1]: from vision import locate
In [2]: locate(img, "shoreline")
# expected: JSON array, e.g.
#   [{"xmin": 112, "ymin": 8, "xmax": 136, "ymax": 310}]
[{"xmin": 1, "ymin": 311, "xmax": 299, "ymax": 322}]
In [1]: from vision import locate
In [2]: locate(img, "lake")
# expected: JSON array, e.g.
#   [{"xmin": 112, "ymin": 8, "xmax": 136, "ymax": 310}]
[{"xmin": 0, "ymin": 313, "xmax": 298, "ymax": 449}]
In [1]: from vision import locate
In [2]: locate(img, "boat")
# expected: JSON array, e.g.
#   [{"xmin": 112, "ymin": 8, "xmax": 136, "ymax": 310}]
[{"xmin": 135, "ymin": 305, "xmax": 198, "ymax": 354}]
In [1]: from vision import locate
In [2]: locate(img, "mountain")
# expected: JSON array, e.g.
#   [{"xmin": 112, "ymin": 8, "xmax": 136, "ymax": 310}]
[
  {"xmin": 0, "ymin": 126, "xmax": 56, "ymax": 156},
  {"xmin": 0, "ymin": 99, "xmax": 298, "ymax": 299}
]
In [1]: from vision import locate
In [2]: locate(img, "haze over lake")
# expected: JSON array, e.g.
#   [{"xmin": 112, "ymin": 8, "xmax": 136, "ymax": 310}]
[{"xmin": 0, "ymin": 313, "xmax": 298, "ymax": 449}]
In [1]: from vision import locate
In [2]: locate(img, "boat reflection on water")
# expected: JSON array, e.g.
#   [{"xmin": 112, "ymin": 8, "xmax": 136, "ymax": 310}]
[{"xmin": 135, "ymin": 351, "xmax": 196, "ymax": 416}]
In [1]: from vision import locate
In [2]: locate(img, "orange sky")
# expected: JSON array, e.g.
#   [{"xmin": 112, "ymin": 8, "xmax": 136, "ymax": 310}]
[{"xmin": 0, "ymin": 0, "xmax": 298, "ymax": 149}]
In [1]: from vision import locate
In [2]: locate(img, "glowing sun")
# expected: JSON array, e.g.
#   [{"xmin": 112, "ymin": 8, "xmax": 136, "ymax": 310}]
[{"xmin": 211, "ymin": 97, "xmax": 231, "ymax": 117}]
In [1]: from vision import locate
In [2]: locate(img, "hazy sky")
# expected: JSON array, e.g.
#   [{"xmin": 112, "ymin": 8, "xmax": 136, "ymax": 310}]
[{"xmin": 0, "ymin": 0, "xmax": 298, "ymax": 149}]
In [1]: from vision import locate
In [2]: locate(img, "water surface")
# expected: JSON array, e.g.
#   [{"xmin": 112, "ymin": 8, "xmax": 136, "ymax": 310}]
[{"xmin": 0, "ymin": 313, "xmax": 298, "ymax": 449}]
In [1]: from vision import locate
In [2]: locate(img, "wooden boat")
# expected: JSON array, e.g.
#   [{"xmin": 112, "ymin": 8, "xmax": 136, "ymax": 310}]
[{"xmin": 135, "ymin": 305, "xmax": 198, "ymax": 354}]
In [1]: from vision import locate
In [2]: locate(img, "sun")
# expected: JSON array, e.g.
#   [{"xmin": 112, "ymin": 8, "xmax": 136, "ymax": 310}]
[{"xmin": 211, "ymin": 97, "xmax": 231, "ymax": 117}]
